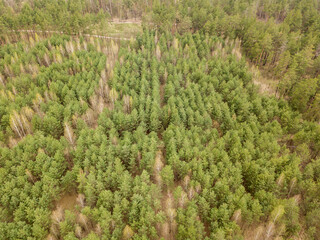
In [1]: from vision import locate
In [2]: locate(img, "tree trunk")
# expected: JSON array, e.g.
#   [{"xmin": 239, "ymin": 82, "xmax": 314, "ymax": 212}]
[{"xmin": 258, "ymin": 49, "xmax": 264, "ymax": 65}]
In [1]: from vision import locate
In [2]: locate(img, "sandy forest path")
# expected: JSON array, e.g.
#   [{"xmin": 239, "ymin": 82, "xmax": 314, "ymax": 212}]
[
  {"xmin": 8, "ymin": 19, "xmax": 142, "ymax": 41},
  {"xmin": 109, "ymin": 18, "xmax": 142, "ymax": 24},
  {"xmin": 9, "ymin": 29, "xmax": 132, "ymax": 41}
]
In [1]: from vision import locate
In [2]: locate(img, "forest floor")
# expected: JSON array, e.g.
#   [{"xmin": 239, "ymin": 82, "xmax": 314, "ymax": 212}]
[
  {"xmin": 86, "ymin": 18, "xmax": 142, "ymax": 39},
  {"xmin": 55, "ymin": 191, "xmax": 78, "ymax": 212},
  {"xmin": 154, "ymin": 148, "xmax": 177, "ymax": 240},
  {"xmin": 248, "ymin": 64, "xmax": 279, "ymax": 97},
  {"xmin": 160, "ymin": 189, "xmax": 176, "ymax": 240},
  {"xmin": 110, "ymin": 18, "xmax": 142, "ymax": 24}
]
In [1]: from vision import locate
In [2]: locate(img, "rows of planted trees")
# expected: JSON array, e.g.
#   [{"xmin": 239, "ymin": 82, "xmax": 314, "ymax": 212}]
[
  {"xmin": 149, "ymin": 0, "xmax": 320, "ymax": 121},
  {"xmin": 1, "ymin": 0, "xmax": 319, "ymax": 120},
  {"xmin": 0, "ymin": 33, "xmax": 119, "ymax": 239},
  {"xmin": 1, "ymin": 28, "xmax": 320, "ymax": 239}
]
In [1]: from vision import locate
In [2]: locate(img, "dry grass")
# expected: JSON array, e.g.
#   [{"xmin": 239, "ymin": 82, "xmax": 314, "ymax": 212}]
[
  {"xmin": 249, "ymin": 64, "xmax": 278, "ymax": 97},
  {"xmin": 86, "ymin": 20, "xmax": 142, "ymax": 39},
  {"xmin": 49, "ymin": 191, "xmax": 101, "ymax": 239},
  {"xmin": 55, "ymin": 191, "xmax": 78, "ymax": 212}
]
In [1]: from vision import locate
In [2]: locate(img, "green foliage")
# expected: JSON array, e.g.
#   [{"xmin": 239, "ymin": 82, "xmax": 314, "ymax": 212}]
[
  {"xmin": 0, "ymin": 2, "xmax": 320, "ymax": 238},
  {"xmin": 160, "ymin": 165, "xmax": 174, "ymax": 188}
]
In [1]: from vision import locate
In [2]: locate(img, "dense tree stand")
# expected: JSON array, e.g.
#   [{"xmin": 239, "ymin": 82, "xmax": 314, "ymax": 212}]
[{"xmin": 0, "ymin": 0, "xmax": 320, "ymax": 238}]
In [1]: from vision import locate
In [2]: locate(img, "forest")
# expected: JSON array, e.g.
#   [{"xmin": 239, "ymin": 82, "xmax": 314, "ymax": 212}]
[{"xmin": 0, "ymin": 0, "xmax": 320, "ymax": 240}]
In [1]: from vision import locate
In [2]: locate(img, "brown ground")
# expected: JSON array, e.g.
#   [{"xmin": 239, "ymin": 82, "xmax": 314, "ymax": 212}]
[
  {"xmin": 55, "ymin": 191, "xmax": 78, "ymax": 212},
  {"xmin": 110, "ymin": 18, "xmax": 142, "ymax": 24}
]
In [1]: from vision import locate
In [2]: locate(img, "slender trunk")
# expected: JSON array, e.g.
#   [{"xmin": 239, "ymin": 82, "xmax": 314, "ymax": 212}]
[
  {"xmin": 306, "ymin": 94, "xmax": 317, "ymax": 111},
  {"xmin": 0, "ymin": 74, "xmax": 4, "ymax": 86},
  {"xmin": 65, "ymin": 124, "xmax": 74, "ymax": 146},
  {"xmin": 12, "ymin": 119, "xmax": 23, "ymax": 138},
  {"xmin": 16, "ymin": 114, "xmax": 26, "ymax": 137},
  {"xmin": 258, "ymin": 49, "xmax": 264, "ymax": 65},
  {"xmin": 21, "ymin": 115, "xmax": 31, "ymax": 134}
]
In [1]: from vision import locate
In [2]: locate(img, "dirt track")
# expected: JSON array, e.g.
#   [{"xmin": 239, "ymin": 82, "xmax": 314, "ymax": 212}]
[{"xmin": 9, "ymin": 29, "xmax": 132, "ymax": 41}]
